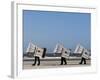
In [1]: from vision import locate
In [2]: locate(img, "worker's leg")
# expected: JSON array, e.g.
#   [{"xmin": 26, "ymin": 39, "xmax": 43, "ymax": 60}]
[
  {"xmin": 63, "ymin": 57, "xmax": 67, "ymax": 65},
  {"xmin": 60, "ymin": 57, "xmax": 63, "ymax": 65},
  {"xmin": 83, "ymin": 57, "xmax": 86, "ymax": 64},
  {"xmin": 79, "ymin": 57, "xmax": 84, "ymax": 64},
  {"xmin": 32, "ymin": 56, "xmax": 37, "ymax": 66},
  {"xmin": 37, "ymin": 57, "xmax": 40, "ymax": 66}
]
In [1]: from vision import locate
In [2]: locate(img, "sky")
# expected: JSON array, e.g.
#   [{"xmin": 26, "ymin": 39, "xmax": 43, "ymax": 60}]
[{"xmin": 23, "ymin": 10, "xmax": 91, "ymax": 53}]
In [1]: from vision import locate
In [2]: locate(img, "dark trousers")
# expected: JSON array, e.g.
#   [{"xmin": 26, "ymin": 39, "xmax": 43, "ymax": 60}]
[
  {"xmin": 60, "ymin": 57, "xmax": 67, "ymax": 65},
  {"xmin": 79, "ymin": 57, "xmax": 86, "ymax": 64},
  {"xmin": 32, "ymin": 56, "xmax": 40, "ymax": 66}
]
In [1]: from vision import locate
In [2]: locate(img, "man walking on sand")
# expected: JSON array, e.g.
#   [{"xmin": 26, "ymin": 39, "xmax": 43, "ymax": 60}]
[
  {"xmin": 60, "ymin": 47, "xmax": 70, "ymax": 65},
  {"xmin": 32, "ymin": 47, "xmax": 46, "ymax": 66}
]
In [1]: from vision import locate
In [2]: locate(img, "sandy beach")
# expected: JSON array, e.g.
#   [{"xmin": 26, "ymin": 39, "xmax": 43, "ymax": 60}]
[{"xmin": 23, "ymin": 57, "xmax": 91, "ymax": 69}]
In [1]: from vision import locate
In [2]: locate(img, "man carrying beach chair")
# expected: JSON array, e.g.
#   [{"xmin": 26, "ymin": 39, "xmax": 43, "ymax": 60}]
[
  {"xmin": 60, "ymin": 47, "xmax": 70, "ymax": 65},
  {"xmin": 54, "ymin": 44, "xmax": 70, "ymax": 65},
  {"xmin": 79, "ymin": 48, "xmax": 90, "ymax": 64},
  {"xmin": 32, "ymin": 46, "xmax": 46, "ymax": 66},
  {"xmin": 74, "ymin": 44, "xmax": 90, "ymax": 64}
]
